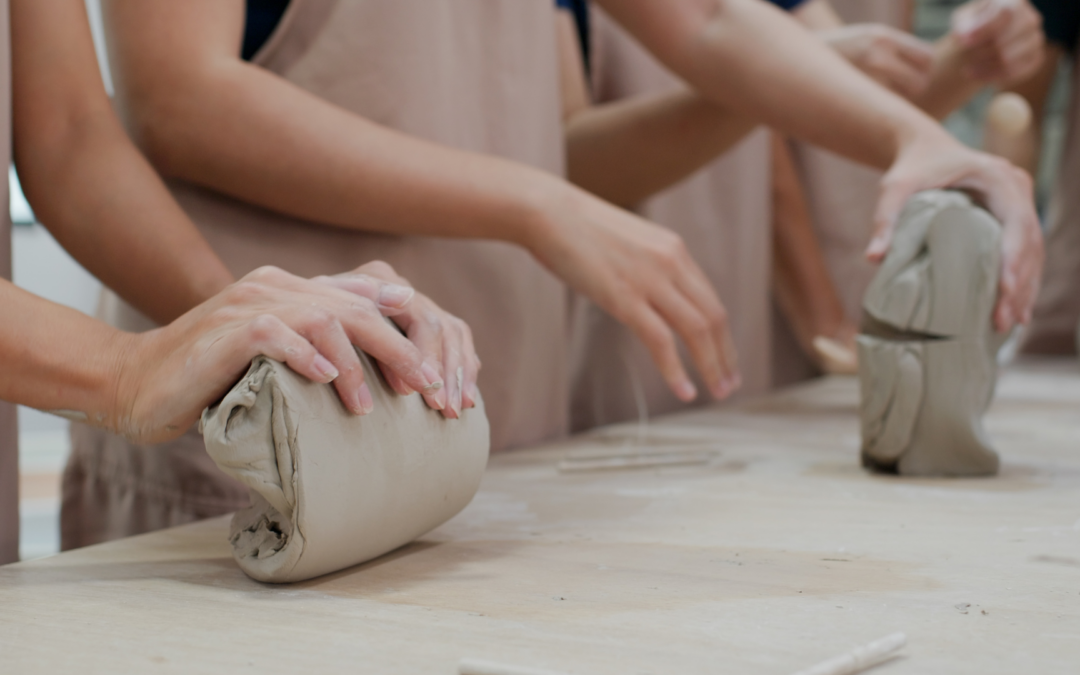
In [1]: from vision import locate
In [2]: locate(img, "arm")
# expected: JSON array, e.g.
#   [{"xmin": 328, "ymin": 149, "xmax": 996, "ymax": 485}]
[
  {"xmin": 0, "ymin": 266, "xmax": 453, "ymax": 443},
  {"xmin": 104, "ymin": 0, "xmax": 742, "ymax": 404},
  {"xmin": 11, "ymin": 0, "xmax": 233, "ymax": 325},
  {"xmin": 559, "ymin": 11, "xmax": 757, "ymax": 208},
  {"xmin": 596, "ymin": 0, "xmax": 1043, "ymax": 331},
  {"xmin": 769, "ymin": 135, "xmax": 857, "ymax": 371}
]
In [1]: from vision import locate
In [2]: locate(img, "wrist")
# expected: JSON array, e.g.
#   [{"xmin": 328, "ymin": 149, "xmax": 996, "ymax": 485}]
[
  {"xmin": 508, "ymin": 171, "xmax": 576, "ymax": 260},
  {"xmin": 100, "ymin": 330, "xmax": 145, "ymax": 436}
]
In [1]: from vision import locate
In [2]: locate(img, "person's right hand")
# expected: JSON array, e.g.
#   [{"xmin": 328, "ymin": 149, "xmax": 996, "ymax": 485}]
[
  {"xmin": 111, "ymin": 265, "xmax": 448, "ymax": 444},
  {"xmin": 819, "ymin": 24, "xmax": 935, "ymax": 99},
  {"xmin": 529, "ymin": 187, "xmax": 740, "ymax": 403}
]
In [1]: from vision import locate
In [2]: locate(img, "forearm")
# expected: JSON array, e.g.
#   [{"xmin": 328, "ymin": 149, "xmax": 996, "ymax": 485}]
[
  {"xmin": 127, "ymin": 62, "xmax": 558, "ymax": 249},
  {"xmin": 599, "ymin": 0, "xmax": 948, "ymax": 171},
  {"xmin": 15, "ymin": 110, "xmax": 233, "ymax": 324},
  {"xmin": 566, "ymin": 90, "xmax": 757, "ymax": 207},
  {"xmin": 0, "ymin": 280, "xmax": 130, "ymax": 425}
]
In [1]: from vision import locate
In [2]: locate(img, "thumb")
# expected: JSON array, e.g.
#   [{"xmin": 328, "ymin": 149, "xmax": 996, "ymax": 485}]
[
  {"xmin": 312, "ymin": 274, "xmax": 416, "ymax": 314},
  {"xmin": 867, "ymin": 176, "xmax": 915, "ymax": 263}
]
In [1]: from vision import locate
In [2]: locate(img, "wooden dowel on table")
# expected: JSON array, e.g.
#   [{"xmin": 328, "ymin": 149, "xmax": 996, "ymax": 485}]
[{"xmin": 790, "ymin": 632, "xmax": 907, "ymax": 675}]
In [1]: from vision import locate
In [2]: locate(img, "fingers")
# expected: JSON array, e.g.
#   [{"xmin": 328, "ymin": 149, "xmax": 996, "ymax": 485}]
[
  {"xmin": 243, "ymin": 314, "xmax": 341, "ymax": 385},
  {"xmin": 877, "ymin": 49, "xmax": 933, "ymax": 99},
  {"xmin": 335, "ymin": 299, "xmax": 445, "ymax": 408},
  {"xmin": 629, "ymin": 305, "xmax": 697, "ymax": 403},
  {"xmin": 867, "ymin": 173, "xmax": 917, "ymax": 262},
  {"xmin": 668, "ymin": 272, "xmax": 741, "ymax": 399},
  {"xmin": 387, "ymin": 301, "xmax": 452, "ymax": 414},
  {"xmin": 892, "ymin": 32, "xmax": 935, "ymax": 72},
  {"xmin": 459, "ymin": 322, "xmax": 481, "ymax": 409},
  {"xmin": 297, "ymin": 311, "xmax": 374, "ymax": 415},
  {"xmin": 313, "ymin": 273, "xmax": 416, "ymax": 315}
]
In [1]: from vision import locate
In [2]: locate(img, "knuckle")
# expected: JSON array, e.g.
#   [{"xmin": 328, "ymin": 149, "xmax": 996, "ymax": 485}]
[
  {"xmin": 247, "ymin": 313, "xmax": 284, "ymax": 343},
  {"xmin": 306, "ymin": 308, "xmax": 338, "ymax": 333},
  {"xmin": 227, "ymin": 280, "xmax": 265, "ymax": 304}
]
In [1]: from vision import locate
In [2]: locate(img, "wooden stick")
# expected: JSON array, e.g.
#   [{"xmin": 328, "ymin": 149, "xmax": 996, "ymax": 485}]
[
  {"xmin": 557, "ymin": 450, "xmax": 716, "ymax": 473},
  {"xmin": 791, "ymin": 632, "xmax": 907, "ymax": 675},
  {"xmin": 459, "ymin": 658, "xmax": 571, "ymax": 675}
]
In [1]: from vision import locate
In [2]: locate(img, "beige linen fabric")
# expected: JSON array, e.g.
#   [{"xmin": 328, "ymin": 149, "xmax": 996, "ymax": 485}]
[
  {"xmin": 202, "ymin": 352, "xmax": 489, "ymax": 583},
  {"xmin": 1023, "ymin": 57, "xmax": 1080, "ymax": 354},
  {"xmin": 64, "ymin": 0, "xmax": 568, "ymax": 549},
  {"xmin": 570, "ymin": 8, "xmax": 772, "ymax": 432},
  {"xmin": 0, "ymin": 0, "xmax": 18, "ymax": 565}
]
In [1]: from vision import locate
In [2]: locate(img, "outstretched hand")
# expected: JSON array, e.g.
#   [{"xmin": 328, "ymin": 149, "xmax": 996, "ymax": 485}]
[
  {"xmin": 531, "ymin": 188, "xmax": 741, "ymax": 403},
  {"xmin": 114, "ymin": 263, "xmax": 471, "ymax": 444},
  {"xmin": 866, "ymin": 133, "xmax": 1044, "ymax": 333}
]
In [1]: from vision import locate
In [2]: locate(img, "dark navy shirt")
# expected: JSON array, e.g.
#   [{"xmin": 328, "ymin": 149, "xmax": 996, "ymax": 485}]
[
  {"xmin": 242, "ymin": 0, "xmax": 291, "ymax": 61},
  {"xmin": 769, "ymin": 0, "xmax": 811, "ymax": 10},
  {"xmin": 556, "ymin": 0, "xmax": 591, "ymax": 67},
  {"xmin": 243, "ymin": 0, "xmax": 599, "ymax": 63}
]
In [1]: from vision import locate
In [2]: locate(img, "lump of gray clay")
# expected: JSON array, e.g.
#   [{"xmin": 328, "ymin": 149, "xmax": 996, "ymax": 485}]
[
  {"xmin": 201, "ymin": 351, "xmax": 489, "ymax": 583},
  {"xmin": 858, "ymin": 190, "xmax": 1007, "ymax": 476}
]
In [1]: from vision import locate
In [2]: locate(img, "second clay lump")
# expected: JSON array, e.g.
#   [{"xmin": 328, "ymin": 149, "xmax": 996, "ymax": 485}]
[{"xmin": 858, "ymin": 190, "xmax": 1007, "ymax": 477}]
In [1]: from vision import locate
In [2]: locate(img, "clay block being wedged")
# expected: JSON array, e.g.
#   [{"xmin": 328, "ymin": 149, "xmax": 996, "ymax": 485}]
[
  {"xmin": 201, "ymin": 350, "xmax": 490, "ymax": 583},
  {"xmin": 858, "ymin": 191, "xmax": 1007, "ymax": 477}
]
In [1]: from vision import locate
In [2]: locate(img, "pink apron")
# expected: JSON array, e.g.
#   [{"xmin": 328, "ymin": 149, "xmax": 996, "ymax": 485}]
[
  {"xmin": 1023, "ymin": 56, "xmax": 1080, "ymax": 354},
  {"xmin": 64, "ymin": 0, "xmax": 568, "ymax": 548},
  {"xmin": 773, "ymin": 0, "xmax": 908, "ymax": 384},
  {"xmin": 0, "ymin": 0, "xmax": 18, "ymax": 564},
  {"xmin": 570, "ymin": 8, "xmax": 772, "ymax": 431}
]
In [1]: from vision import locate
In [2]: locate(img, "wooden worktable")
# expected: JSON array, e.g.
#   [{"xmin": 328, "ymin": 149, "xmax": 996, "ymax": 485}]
[{"xmin": 2, "ymin": 360, "xmax": 1079, "ymax": 674}]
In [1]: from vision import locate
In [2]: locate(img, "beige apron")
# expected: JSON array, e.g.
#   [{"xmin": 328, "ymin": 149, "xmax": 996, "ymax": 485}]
[
  {"xmin": 1023, "ymin": 56, "xmax": 1080, "ymax": 354},
  {"xmin": 570, "ymin": 8, "xmax": 772, "ymax": 431},
  {"xmin": 63, "ymin": 0, "xmax": 568, "ymax": 549},
  {"xmin": 0, "ymin": 0, "xmax": 18, "ymax": 565},
  {"xmin": 773, "ymin": 0, "xmax": 907, "ymax": 384}
]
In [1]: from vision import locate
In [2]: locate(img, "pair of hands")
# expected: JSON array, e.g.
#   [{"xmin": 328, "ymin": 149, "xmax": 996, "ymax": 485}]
[
  {"xmin": 823, "ymin": 0, "xmax": 1045, "ymax": 98},
  {"xmin": 817, "ymin": 0, "xmax": 1044, "ymax": 333},
  {"xmin": 115, "ymin": 262, "xmax": 479, "ymax": 444}
]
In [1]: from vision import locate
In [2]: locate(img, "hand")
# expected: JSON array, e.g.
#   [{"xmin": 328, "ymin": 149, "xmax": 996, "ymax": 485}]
[
  {"xmin": 951, "ymin": 0, "xmax": 1045, "ymax": 84},
  {"xmin": 529, "ymin": 187, "xmax": 741, "ymax": 402},
  {"xmin": 112, "ymin": 265, "xmax": 449, "ymax": 444},
  {"xmin": 866, "ymin": 132, "xmax": 1044, "ymax": 333},
  {"xmin": 820, "ymin": 24, "xmax": 935, "ymax": 99},
  {"xmin": 314, "ymin": 261, "xmax": 480, "ymax": 420}
]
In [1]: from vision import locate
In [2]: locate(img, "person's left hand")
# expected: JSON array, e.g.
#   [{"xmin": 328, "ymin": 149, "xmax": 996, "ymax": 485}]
[
  {"xmin": 866, "ymin": 130, "xmax": 1044, "ymax": 333},
  {"xmin": 315, "ymin": 261, "xmax": 480, "ymax": 420},
  {"xmin": 951, "ymin": 0, "xmax": 1046, "ymax": 85}
]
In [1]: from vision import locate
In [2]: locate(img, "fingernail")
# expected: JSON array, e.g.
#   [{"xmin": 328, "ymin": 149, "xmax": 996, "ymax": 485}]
[
  {"xmin": 420, "ymin": 361, "xmax": 444, "ymax": 392},
  {"xmin": 314, "ymin": 355, "xmax": 339, "ymax": 382},
  {"xmin": 356, "ymin": 383, "xmax": 374, "ymax": 415},
  {"xmin": 377, "ymin": 284, "xmax": 415, "ymax": 310},
  {"xmin": 676, "ymin": 380, "xmax": 697, "ymax": 401},
  {"xmin": 426, "ymin": 386, "xmax": 448, "ymax": 411},
  {"xmin": 466, "ymin": 383, "xmax": 480, "ymax": 408}
]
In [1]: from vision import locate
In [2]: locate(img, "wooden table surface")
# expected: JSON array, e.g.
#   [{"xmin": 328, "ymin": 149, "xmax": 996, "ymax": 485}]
[{"xmin": 2, "ymin": 360, "xmax": 1079, "ymax": 674}]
